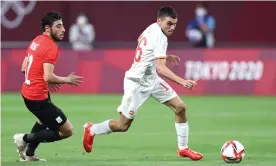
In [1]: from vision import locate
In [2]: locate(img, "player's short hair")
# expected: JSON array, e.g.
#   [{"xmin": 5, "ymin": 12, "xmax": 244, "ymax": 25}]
[
  {"xmin": 157, "ymin": 7, "xmax": 177, "ymax": 19},
  {"xmin": 41, "ymin": 12, "xmax": 62, "ymax": 31}
]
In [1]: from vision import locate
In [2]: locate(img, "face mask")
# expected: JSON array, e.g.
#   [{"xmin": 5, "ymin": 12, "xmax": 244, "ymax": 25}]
[
  {"xmin": 77, "ymin": 16, "xmax": 87, "ymax": 25},
  {"xmin": 195, "ymin": 8, "xmax": 207, "ymax": 17}
]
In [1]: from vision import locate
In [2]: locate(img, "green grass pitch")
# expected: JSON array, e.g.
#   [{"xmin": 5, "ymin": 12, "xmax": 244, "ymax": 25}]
[{"xmin": 1, "ymin": 93, "xmax": 276, "ymax": 166}]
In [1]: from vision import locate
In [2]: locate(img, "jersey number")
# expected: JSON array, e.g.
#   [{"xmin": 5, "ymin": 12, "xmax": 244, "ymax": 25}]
[
  {"xmin": 25, "ymin": 54, "xmax": 33, "ymax": 85},
  {"xmin": 134, "ymin": 37, "xmax": 147, "ymax": 62}
]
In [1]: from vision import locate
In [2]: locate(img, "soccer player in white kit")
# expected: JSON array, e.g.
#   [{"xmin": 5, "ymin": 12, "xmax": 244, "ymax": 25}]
[{"xmin": 83, "ymin": 6, "xmax": 203, "ymax": 160}]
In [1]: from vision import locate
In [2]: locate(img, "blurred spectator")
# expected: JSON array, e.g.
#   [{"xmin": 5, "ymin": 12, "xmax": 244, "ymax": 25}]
[
  {"xmin": 69, "ymin": 13, "xmax": 95, "ymax": 50},
  {"xmin": 186, "ymin": 3, "xmax": 216, "ymax": 48}
]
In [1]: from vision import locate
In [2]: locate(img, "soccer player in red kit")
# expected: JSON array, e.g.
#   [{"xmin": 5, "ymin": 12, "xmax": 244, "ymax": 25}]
[{"xmin": 13, "ymin": 12, "xmax": 83, "ymax": 161}]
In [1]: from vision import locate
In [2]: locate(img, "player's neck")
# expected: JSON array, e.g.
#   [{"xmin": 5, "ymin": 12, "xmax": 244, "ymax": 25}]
[
  {"xmin": 156, "ymin": 22, "xmax": 167, "ymax": 37},
  {"xmin": 42, "ymin": 32, "xmax": 56, "ymax": 43}
]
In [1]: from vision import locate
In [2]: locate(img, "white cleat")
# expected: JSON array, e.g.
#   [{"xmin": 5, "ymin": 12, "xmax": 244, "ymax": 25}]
[
  {"xmin": 14, "ymin": 134, "xmax": 47, "ymax": 162},
  {"xmin": 17, "ymin": 149, "xmax": 27, "ymax": 160},
  {"xmin": 13, "ymin": 134, "xmax": 27, "ymax": 159},
  {"xmin": 20, "ymin": 155, "xmax": 47, "ymax": 162}
]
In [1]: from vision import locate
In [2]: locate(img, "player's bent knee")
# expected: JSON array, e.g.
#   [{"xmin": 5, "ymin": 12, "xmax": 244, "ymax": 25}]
[
  {"xmin": 59, "ymin": 120, "xmax": 74, "ymax": 138},
  {"xmin": 119, "ymin": 124, "xmax": 130, "ymax": 132},
  {"xmin": 66, "ymin": 129, "xmax": 73, "ymax": 137},
  {"xmin": 175, "ymin": 103, "xmax": 186, "ymax": 115},
  {"xmin": 118, "ymin": 113, "xmax": 133, "ymax": 132},
  {"xmin": 60, "ymin": 128, "xmax": 73, "ymax": 138}
]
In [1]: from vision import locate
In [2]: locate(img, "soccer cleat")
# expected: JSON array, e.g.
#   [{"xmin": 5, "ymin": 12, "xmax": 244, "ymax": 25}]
[
  {"xmin": 178, "ymin": 148, "xmax": 204, "ymax": 161},
  {"xmin": 83, "ymin": 122, "xmax": 94, "ymax": 153},
  {"xmin": 17, "ymin": 149, "xmax": 27, "ymax": 160},
  {"xmin": 19, "ymin": 155, "xmax": 47, "ymax": 162},
  {"xmin": 13, "ymin": 134, "xmax": 27, "ymax": 159}
]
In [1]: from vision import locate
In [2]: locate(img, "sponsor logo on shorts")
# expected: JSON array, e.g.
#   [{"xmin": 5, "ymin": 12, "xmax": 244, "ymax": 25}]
[
  {"xmin": 129, "ymin": 110, "xmax": 135, "ymax": 115},
  {"xmin": 56, "ymin": 116, "xmax": 63, "ymax": 123}
]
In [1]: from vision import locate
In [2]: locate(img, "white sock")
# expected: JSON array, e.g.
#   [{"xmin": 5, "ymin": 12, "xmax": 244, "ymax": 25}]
[
  {"xmin": 90, "ymin": 120, "xmax": 112, "ymax": 136},
  {"xmin": 175, "ymin": 122, "xmax": 189, "ymax": 150}
]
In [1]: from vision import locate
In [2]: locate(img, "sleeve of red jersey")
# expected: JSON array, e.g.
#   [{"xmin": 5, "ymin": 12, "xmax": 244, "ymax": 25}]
[{"xmin": 44, "ymin": 47, "xmax": 58, "ymax": 65}]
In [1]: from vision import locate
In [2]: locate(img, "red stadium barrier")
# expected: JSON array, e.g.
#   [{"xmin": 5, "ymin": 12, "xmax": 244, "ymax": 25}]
[{"xmin": 1, "ymin": 48, "xmax": 276, "ymax": 95}]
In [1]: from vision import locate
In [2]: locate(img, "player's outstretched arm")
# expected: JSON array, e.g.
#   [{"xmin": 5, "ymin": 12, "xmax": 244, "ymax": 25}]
[
  {"xmin": 43, "ymin": 63, "xmax": 83, "ymax": 86},
  {"xmin": 156, "ymin": 58, "xmax": 197, "ymax": 90}
]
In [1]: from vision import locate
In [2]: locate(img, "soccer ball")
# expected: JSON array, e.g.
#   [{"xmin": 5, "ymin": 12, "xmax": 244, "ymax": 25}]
[{"xmin": 221, "ymin": 140, "xmax": 245, "ymax": 163}]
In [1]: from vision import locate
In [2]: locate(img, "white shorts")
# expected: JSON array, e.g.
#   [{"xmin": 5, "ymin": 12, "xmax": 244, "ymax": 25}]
[{"xmin": 117, "ymin": 76, "xmax": 177, "ymax": 119}]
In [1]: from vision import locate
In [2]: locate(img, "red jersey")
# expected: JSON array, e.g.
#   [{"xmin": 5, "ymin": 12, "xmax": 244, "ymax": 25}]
[{"xmin": 21, "ymin": 34, "xmax": 59, "ymax": 100}]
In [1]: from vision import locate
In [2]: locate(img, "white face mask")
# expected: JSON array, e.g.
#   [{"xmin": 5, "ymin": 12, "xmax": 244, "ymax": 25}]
[
  {"xmin": 77, "ymin": 16, "xmax": 87, "ymax": 25},
  {"xmin": 195, "ymin": 7, "xmax": 207, "ymax": 17}
]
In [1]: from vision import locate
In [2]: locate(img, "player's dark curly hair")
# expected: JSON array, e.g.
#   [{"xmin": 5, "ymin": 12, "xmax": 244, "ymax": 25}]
[
  {"xmin": 157, "ymin": 6, "xmax": 177, "ymax": 19},
  {"xmin": 41, "ymin": 12, "xmax": 62, "ymax": 31}
]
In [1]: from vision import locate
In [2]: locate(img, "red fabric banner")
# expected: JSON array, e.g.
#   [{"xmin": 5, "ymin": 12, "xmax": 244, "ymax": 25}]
[{"xmin": 2, "ymin": 48, "xmax": 276, "ymax": 95}]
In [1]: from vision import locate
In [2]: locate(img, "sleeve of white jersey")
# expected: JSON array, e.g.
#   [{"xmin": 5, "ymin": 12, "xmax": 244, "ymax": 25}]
[{"xmin": 149, "ymin": 30, "xmax": 167, "ymax": 59}]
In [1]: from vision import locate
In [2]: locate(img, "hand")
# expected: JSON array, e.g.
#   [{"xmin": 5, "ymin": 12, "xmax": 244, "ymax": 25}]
[
  {"xmin": 48, "ymin": 83, "xmax": 60, "ymax": 92},
  {"xmin": 66, "ymin": 72, "xmax": 83, "ymax": 86},
  {"xmin": 167, "ymin": 55, "xmax": 180, "ymax": 66},
  {"xmin": 180, "ymin": 80, "xmax": 197, "ymax": 90}
]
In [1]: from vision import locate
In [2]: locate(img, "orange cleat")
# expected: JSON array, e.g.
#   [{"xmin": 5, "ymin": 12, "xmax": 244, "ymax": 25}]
[
  {"xmin": 178, "ymin": 148, "xmax": 203, "ymax": 161},
  {"xmin": 83, "ymin": 122, "xmax": 94, "ymax": 153}
]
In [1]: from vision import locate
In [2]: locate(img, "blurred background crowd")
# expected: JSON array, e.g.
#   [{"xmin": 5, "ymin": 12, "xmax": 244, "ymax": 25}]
[{"xmin": 2, "ymin": 1, "xmax": 276, "ymax": 50}]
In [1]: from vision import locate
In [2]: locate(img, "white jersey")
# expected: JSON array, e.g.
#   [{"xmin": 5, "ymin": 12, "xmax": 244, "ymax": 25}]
[{"xmin": 125, "ymin": 23, "xmax": 168, "ymax": 86}]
